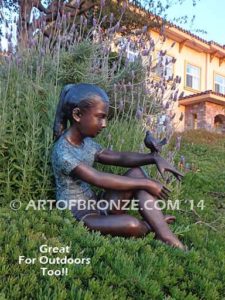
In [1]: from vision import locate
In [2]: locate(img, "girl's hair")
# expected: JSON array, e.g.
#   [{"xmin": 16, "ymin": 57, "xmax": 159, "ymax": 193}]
[{"xmin": 53, "ymin": 83, "xmax": 109, "ymax": 140}]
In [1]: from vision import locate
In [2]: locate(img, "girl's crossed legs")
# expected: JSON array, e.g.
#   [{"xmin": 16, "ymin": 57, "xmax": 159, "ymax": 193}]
[{"xmin": 82, "ymin": 167, "xmax": 185, "ymax": 250}]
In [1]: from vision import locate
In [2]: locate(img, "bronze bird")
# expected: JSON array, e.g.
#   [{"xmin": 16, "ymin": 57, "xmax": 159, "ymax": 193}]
[{"xmin": 144, "ymin": 131, "xmax": 167, "ymax": 153}]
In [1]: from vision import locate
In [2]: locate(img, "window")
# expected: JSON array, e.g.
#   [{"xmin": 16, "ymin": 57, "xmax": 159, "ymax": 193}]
[
  {"xmin": 126, "ymin": 48, "xmax": 139, "ymax": 62},
  {"xmin": 156, "ymin": 54, "xmax": 174, "ymax": 79},
  {"xmin": 118, "ymin": 38, "xmax": 139, "ymax": 62},
  {"xmin": 186, "ymin": 63, "xmax": 200, "ymax": 90},
  {"xmin": 214, "ymin": 74, "xmax": 225, "ymax": 94},
  {"xmin": 192, "ymin": 113, "xmax": 198, "ymax": 129}
]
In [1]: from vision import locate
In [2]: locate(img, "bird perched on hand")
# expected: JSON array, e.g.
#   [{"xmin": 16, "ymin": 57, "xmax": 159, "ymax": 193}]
[{"xmin": 144, "ymin": 131, "xmax": 167, "ymax": 153}]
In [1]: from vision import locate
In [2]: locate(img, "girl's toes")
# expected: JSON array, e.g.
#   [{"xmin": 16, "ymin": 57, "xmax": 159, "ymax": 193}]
[{"xmin": 164, "ymin": 215, "xmax": 176, "ymax": 224}]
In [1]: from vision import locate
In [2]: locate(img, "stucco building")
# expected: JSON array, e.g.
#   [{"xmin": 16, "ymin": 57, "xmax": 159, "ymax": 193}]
[{"xmin": 150, "ymin": 23, "xmax": 225, "ymax": 133}]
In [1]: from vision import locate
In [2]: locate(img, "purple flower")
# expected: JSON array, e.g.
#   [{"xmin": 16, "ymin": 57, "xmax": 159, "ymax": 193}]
[
  {"xmin": 160, "ymin": 24, "xmax": 165, "ymax": 35},
  {"xmin": 142, "ymin": 25, "xmax": 147, "ymax": 33},
  {"xmin": 142, "ymin": 49, "xmax": 149, "ymax": 56},
  {"xmin": 8, "ymin": 42, "xmax": 13, "ymax": 53},
  {"xmin": 118, "ymin": 100, "xmax": 124, "ymax": 112},
  {"xmin": 135, "ymin": 107, "xmax": 143, "ymax": 120},
  {"xmin": 170, "ymin": 113, "xmax": 176, "ymax": 120},
  {"xmin": 92, "ymin": 18, "xmax": 97, "ymax": 27},
  {"xmin": 114, "ymin": 22, "xmax": 120, "ymax": 32},
  {"xmin": 176, "ymin": 136, "xmax": 182, "ymax": 150},
  {"xmin": 56, "ymin": 19, "xmax": 61, "ymax": 30},
  {"xmin": 165, "ymin": 57, "xmax": 169, "ymax": 65},
  {"xmin": 101, "ymin": 15, "xmax": 107, "ymax": 23},
  {"xmin": 159, "ymin": 50, "xmax": 167, "ymax": 56},
  {"xmin": 173, "ymin": 91, "xmax": 179, "ymax": 101},
  {"xmin": 100, "ymin": 0, "xmax": 105, "ymax": 7},
  {"xmin": 16, "ymin": 56, "xmax": 22, "ymax": 65},
  {"xmin": 164, "ymin": 101, "xmax": 170, "ymax": 109},
  {"xmin": 180, "ymin": 155, "xmax": 185, "ymax": 165},
  {"xmin": 171, "ymin": 41, "xmax": 176, "ymax": 48},
  {"xmin": 62, "ymin": 14, "xmax": 67, "ymax": 23},
  {"xmin": 71, "ymin": 24, "xmax": 76, "ymax": 32},
  {"xmin": 161, "ymin": 86, "xmax": 165, "ymax": 95},
  {"xmin": 163, "ymin": 117, "xmax": 169, "ymax": 126},
  {"xmin": 74, "ymin": 0, "xmax": 80, "ymax": 8},
  {"xmin": 172, "ymin": 57, "xmax": 177, "ymax": 64},
  {"xmin": 179, "ymin": 91, "xmax": 185, "ymax": 99},
  {"xmin": 110, "ymin": 13, "xmax": 114, "ymax": 24},
  {"xmin": 175, "ymin": 76, "xmax": 179, "ymax": 83},
  {"xmin": 40, "ymin": 48, "xmax": 45, "ymax": 56},
  {"xmin": 29, "ymin": 38, "xmax": 36, "ymax": 48},
  {"xmin": 121, "ymin": 1, "xmax": 127, "ymax": 13},
  {"xmin": 146, "ymin": 115, "xmax": 151, "ymax": 126},
  {"xmin": 83, "ymin": 18, "xmax": 87, "ymax": 27},
  {"xmin": 150, "ymin": 39, "xmax": 155, "ymax": 49}
]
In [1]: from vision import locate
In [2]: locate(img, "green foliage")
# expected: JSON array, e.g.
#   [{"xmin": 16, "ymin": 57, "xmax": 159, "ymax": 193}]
[{"xmin": 1, "ymin": 71, "xmax": 225, "ymax": 300}]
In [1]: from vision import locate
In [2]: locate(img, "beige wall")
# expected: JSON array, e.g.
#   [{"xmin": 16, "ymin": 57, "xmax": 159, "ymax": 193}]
[{"xmin": 150, "ymin": 29, "xmax": 225, "ymax": 131}]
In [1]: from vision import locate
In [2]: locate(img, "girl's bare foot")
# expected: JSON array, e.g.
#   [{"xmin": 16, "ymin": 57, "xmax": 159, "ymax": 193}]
[
  {"xmin": 156, "ymin": 233, "xmax": 186, "ymax": 250},
  {"xmin": 164, "ymin": 215, "xmax": 176, "ymax": 224}
]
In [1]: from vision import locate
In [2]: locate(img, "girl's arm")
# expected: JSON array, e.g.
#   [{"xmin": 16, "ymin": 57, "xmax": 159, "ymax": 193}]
[
  {"xmin": 95, "ymin": 149, "xmax": 156, "ymax": 167},
  {"xmin": 70, "ymin": 163, "xmax": 169, "ymax": 199},
  {"xmin": 95, "ymin": 150, "xmax": 183, "ymax": 181}
]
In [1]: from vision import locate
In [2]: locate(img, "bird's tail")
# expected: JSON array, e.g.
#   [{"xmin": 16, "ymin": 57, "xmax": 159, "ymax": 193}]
[{"xmin": 159, "ymin": 137, "xmax": 167, "ymax": 146}]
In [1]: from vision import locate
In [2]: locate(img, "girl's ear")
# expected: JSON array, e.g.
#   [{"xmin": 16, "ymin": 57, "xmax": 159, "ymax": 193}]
[{"xmin": 72, "ymin": 108, "xmax": 82, "ymax": 122}]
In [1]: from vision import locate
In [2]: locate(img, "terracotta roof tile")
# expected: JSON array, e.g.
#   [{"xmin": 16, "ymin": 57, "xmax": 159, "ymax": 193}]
[
  {"xmin": 179, "ymin": 90, "xmax": 225, "ymax": 100},
  {"xmin": 129, "ymin": 0, "xmax": 225, "ymax": 51}
]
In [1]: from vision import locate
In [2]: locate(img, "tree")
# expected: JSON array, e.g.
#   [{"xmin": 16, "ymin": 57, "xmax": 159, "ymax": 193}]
[{"xmin": 0, "ymin": 0, "xmax": 200, "ymax": 49}]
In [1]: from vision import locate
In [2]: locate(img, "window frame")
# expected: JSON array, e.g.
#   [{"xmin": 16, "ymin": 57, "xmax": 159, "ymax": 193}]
[
  {"xmin": 214, "ymin": 73, "xmax": 225, "ymax": 94},
  {"xmin": 155, "ymin": 52, "xmax": 175, "ymax": 80},
  {"xmin": 184, "ymin": 62, "xmax": 201, "ymax": 91}
]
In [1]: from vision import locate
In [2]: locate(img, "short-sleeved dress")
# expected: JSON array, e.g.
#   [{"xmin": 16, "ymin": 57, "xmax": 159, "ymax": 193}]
[{"xmin": 51, "ymin": 131, "xmax": 105, "ymax": 221}]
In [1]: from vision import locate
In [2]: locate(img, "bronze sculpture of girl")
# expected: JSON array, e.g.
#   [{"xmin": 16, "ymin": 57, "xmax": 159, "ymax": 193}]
[{"xmin": 51, "ymin": 83, "xmax": 185, "ymax": 250}]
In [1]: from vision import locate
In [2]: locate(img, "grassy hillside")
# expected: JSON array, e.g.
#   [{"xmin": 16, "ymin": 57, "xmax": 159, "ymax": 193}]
[{"xmin": 1, "ymin": 129, "xmax": 225, "ymax": 300}]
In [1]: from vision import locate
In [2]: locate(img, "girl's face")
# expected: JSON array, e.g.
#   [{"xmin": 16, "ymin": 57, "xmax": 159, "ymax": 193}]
[{"xmin": 76, "ymin": 98, "xmax": 109, "ymax": 138}]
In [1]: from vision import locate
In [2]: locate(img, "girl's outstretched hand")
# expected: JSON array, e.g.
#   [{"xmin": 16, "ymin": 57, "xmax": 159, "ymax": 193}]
[{"xmin": 154, "ymin": 154, "xmax": 184, "ymax": 181}]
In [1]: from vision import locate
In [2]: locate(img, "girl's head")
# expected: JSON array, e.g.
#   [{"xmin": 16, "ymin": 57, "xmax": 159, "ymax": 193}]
[{"xmin": 53, "ymin": 83, "xmax": 109, "ymax": 140}]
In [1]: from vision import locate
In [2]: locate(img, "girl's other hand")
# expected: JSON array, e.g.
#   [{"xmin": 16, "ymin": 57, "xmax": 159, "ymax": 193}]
[{"xmin": 146, "ymin": 179, "xmax": 171, "ymax": 200}]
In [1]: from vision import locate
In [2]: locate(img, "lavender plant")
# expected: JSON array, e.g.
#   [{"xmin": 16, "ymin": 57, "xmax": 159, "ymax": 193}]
[{"xmin": 0, "ymin": 4, "xmax": 183, "ymax": 205}]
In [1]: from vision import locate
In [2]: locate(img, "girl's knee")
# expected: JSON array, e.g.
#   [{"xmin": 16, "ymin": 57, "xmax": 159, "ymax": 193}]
[{"xmin": 126, "ymin": 216, "xmax": 148, "ymax": 236}]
